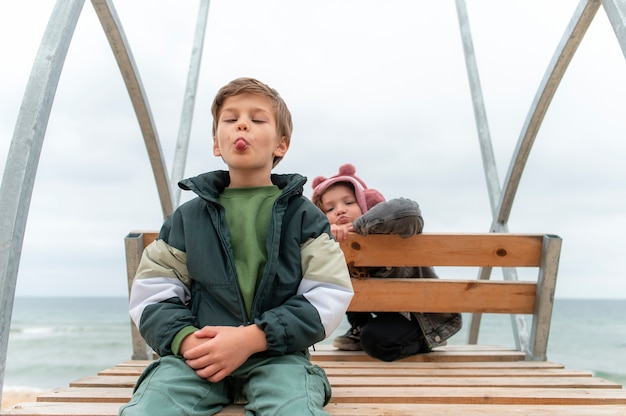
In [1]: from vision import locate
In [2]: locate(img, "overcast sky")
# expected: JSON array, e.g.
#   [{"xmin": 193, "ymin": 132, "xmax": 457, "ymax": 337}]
[{"xmin": 1, "ymin": 1, "xmax": 625, "ymax": 299}]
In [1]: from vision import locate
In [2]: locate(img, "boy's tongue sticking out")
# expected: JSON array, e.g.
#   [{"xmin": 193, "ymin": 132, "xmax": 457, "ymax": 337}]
[{"xmin": 235, "ymin": 138, "xmax": 248, "ymax": 151}]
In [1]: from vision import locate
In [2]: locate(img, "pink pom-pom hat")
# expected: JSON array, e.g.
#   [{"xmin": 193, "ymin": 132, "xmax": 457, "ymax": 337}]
[{"xmin": 311, "ymin": 164, "xmax": 385, "ymax": 213}]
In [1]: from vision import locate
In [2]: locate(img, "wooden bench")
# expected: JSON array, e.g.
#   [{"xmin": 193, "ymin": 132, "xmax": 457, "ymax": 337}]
[
  {"xmin": 4, "ymin": 231, "xmax": 626, "ymax": 415},
  {"xmin": 124, "ymin": 231, "xmax": 562, "ymax": 361}
]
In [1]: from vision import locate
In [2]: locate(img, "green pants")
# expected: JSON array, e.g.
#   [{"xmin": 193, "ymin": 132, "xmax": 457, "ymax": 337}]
[{"xmin": 118, "ymin": 352, "xmax": 331, "ymax": 416}]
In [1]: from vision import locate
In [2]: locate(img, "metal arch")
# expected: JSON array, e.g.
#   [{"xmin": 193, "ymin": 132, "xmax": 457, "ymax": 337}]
[
  {"xmin": 494, "ymin": 0, "xmax": 601, "ymax": 229},
  {"xmin": 479, "ymin": 0, "xmax": 599, "ymax": 353},
  {"xmin": 1, "ymin": 0, "xmax": 197, "ymax": 398},
  {"xmin": 91, "ymin": 0, "xmax": 173, "ymax": 218},
  {"xmin": 0, "ymin": 0, "xmax": 86, "ymax": 400},
  {"xmin": 456, "ymin": 0, "xmax": 601, "ymax": 354}
]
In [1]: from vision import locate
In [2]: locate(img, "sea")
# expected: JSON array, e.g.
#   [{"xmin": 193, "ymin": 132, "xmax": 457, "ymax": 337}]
[{"xmin": 3, "ymin": 297, "xmax": 626, "ymax": 392}]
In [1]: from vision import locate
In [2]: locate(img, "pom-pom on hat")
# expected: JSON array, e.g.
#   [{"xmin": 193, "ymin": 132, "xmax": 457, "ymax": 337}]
[{"xmin": 311, "ymin": 164, "xmax": 385, "ymax": 213}]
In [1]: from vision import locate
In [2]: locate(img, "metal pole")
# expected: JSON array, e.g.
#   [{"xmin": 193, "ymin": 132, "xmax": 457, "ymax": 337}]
[
  {"xmin": 171, "ymin": 0, "xmax": 211, "ymax": 206},
  {"xmin": 601, "ymin": 0, "xmax": 626, "ymax": 60},
  {"xmin": 455, "ymin": 0, "xmax": 529, "ymax": 351},
  {"xmin": 455, "ymin": 0, "xmax": 500, "ymax": 213},
  {"xmin": 0, "ymin": 0, "xmax": 86, "ymax": 401}
]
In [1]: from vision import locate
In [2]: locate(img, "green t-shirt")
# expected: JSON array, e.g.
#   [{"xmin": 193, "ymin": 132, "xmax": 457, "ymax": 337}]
[{"xmin": 219, "ymin": 186, "xmax": 281, "ymax": 319}]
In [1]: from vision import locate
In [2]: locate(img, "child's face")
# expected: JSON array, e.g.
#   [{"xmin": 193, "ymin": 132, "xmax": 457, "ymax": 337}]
[
  {"xmin": 213, "ymin": 93, "xmax": 288, "ymax": 174},
  {"xmin": 320, "ymin": 184, "xmax": 363, "ymax": 225}
]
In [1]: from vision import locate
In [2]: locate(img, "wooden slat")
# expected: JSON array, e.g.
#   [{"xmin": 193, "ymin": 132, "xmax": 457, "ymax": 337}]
[
  {"xmin": 37, "ymin": 389, "xmax": 130, "ymax": 403},
  {"xmin": 348, "ymin": 278, "xmax": 537, "ymax": 313},
  {"xmin": 312, "ymin": 361, "xmax": 567, "ymax": 370},
  {"xmin": 98, "ymin": 365, "xmax": 590, "ymax": 378},
  {"xmin": 5, "ymin": 402, "xmax": 626, "ymax": 416},
  {"xmin": 310, "ymin": 345, "xmax": 526, "ymax": 362},
  {"xmin": 98, "ymin": 358, "xmax": 572, "ymax": 376},
  {"xmin": 31, "ymin": 384, "xmax": 626, "ymax": 406},
  {"xmin": 326, "ymin": 376, "xmax": 621, "ymax": 388},
  {"xmin": 139, "ymin": 232, "xmax": 546, "ymax": 268},
  {"xmin": 83, "ymin": 372, "xmax": 612, "ymax": 388},
  {"xmin": 329, "ymin": 387, "xmax": 626, "ymax": 405},
  {"xmin": 114, "ymin": 360, "xmax": 152, "ymax": 367},
  {"xmin": 96, "ymin": 361, "xmax": 591, "ymax": 378},
  {"xmin": 0, "ymin": 403, "xmax": 123, "ymax": 416},
  {"xmin": 97, "ymin": 368, "xmax": 143, "ymax": 376},
  {"xmin": 139, "ymin": 232, "xmax": 545, "ymax": 265},
  {"xmin": 325, "ymin": 404, "xmax": 626, "ymax": 415},
  {"xmin": 69, "ymin": 377, "xmax": 136, "ymax": 389},
  {"xmin": 0, "ymin": 403, "xmax": 245, "ymax": 416},
  {"xmin": 99, "ymin": 357, "xmax": 569, "ymax": 372},
  {"xmin": 339, "ymin": 233, "xmax": 544, "ymax": 267},
  {"xmin": 311, "ymin": 352, "xmax": 527, "ymax": 363},
  {"xmin": 321, "ymin": 368, "xmax": 591, "ymax": 378}
]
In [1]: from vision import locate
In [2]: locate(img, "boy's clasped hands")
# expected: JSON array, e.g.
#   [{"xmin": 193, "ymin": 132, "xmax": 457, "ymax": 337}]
[{"xmin": 180, "ymin": 325, "xmax": 267, "ymax": 382}]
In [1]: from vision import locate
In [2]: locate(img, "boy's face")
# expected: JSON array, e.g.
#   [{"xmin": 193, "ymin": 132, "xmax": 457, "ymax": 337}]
[
  {"xmin": 213, "ymin": 93, "xmax": 288, "ymax": 175},
  {"xmin": 320, "ymin": 184, "xmax": 363, "ymax": 225}
]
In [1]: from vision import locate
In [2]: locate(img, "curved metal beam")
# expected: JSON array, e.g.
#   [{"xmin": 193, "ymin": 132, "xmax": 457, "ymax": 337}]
[
  {"xmin": 0, "ymin": 0, "xmax": 86, "ymax": 400},
  {"xmin": 494, "ymin": 0, "xmax": 600, "ymax": 228},
  {"xmin": 91, "ymin": 0, "xmax": 173, "ymax": 218}
]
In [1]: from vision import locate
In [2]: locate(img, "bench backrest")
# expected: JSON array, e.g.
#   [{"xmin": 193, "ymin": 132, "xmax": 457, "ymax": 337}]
[{"xmin": 124, "ymin": 232, "xmax": 562, "ymax": 361}]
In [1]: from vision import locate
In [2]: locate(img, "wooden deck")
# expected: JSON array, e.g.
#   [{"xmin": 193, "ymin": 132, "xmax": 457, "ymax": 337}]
[
  {"xmin": 4, "ymin": 232, "xmax": 623, "ymax": 414},
  {"xmin": 2, "ymin": 344, "xmax": 625, "ymax": 415}
]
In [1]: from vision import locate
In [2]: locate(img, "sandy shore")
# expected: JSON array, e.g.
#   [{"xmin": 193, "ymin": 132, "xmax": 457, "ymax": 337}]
[{"xmin": 1, "ymin": 389, "xmax": 44, "ymax": 410}]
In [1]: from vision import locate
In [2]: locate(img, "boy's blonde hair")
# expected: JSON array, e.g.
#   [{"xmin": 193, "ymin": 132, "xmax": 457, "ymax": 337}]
[{"xmin": 211, "ymin": 77, "xmax": 293, "ymax": 167}]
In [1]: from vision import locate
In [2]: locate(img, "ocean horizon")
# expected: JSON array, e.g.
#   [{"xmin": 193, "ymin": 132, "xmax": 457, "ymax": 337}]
[{"xmin": 3, "ymin": 296, "xmax": 625, "ymax": 392}]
